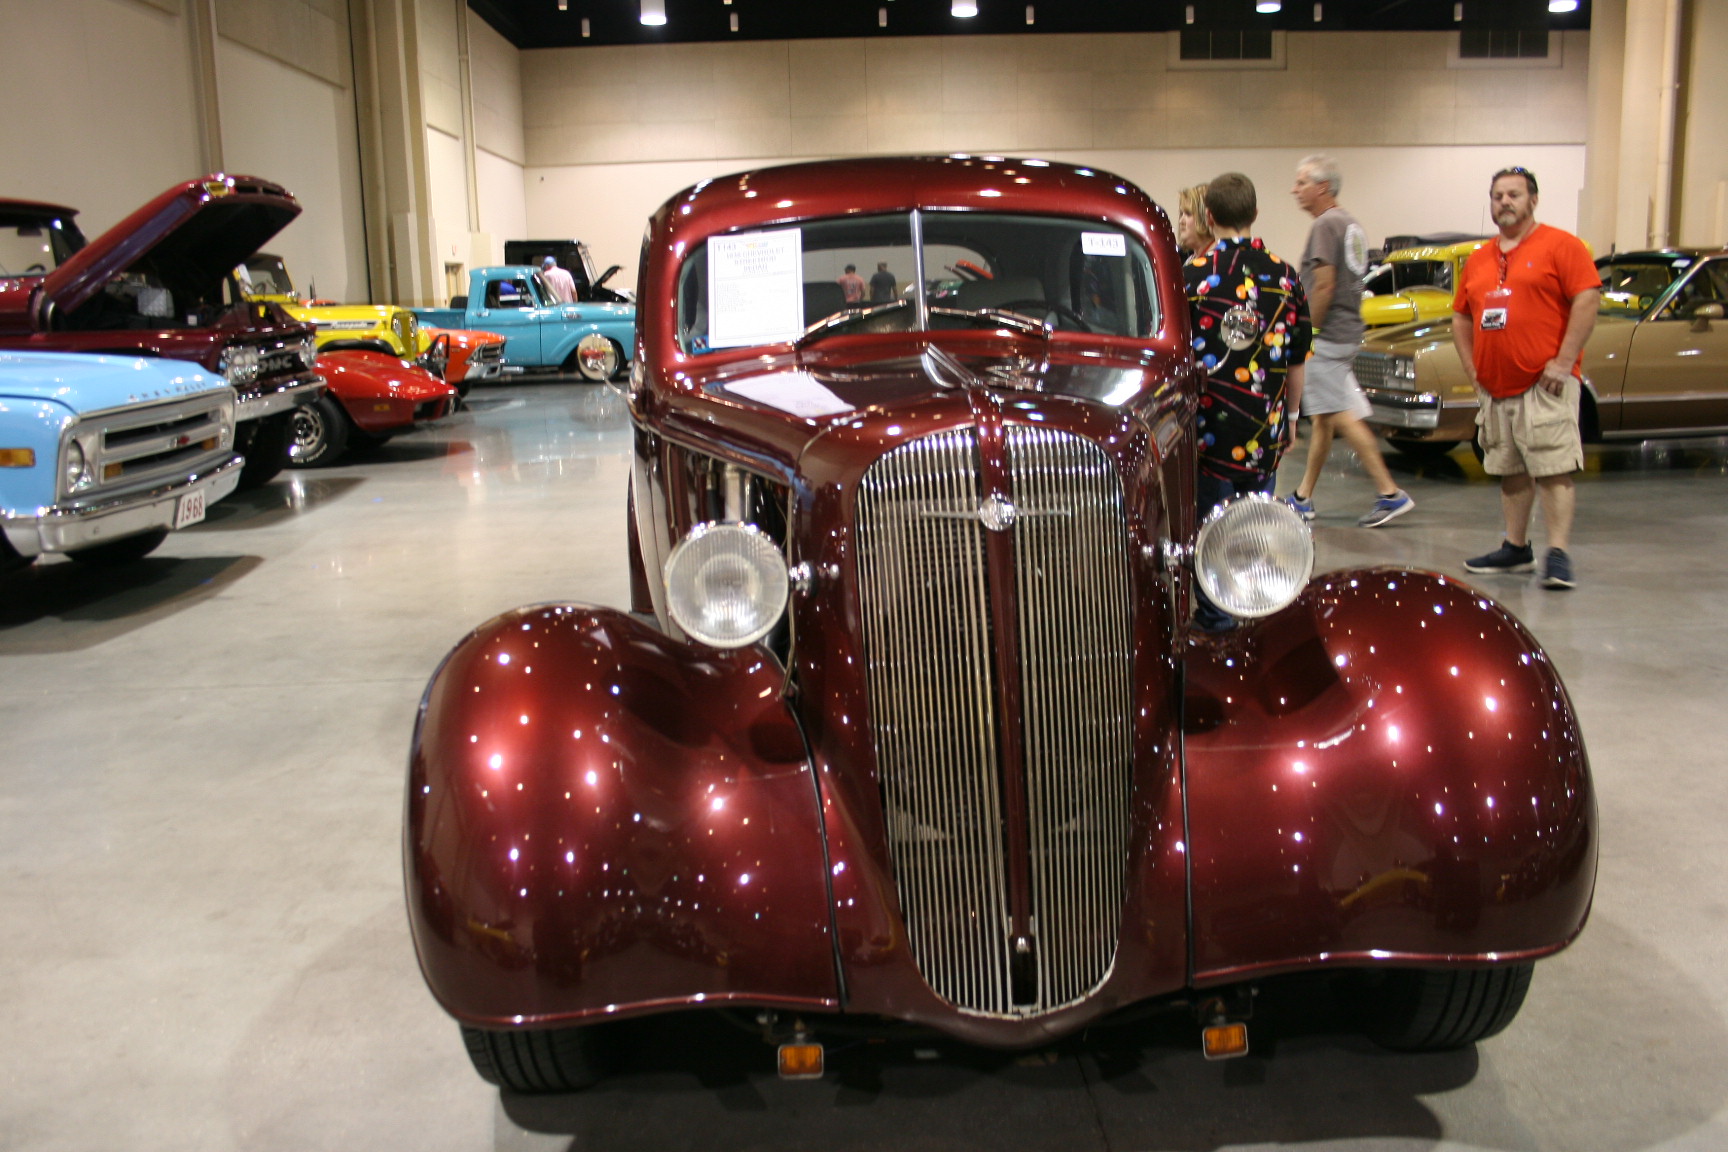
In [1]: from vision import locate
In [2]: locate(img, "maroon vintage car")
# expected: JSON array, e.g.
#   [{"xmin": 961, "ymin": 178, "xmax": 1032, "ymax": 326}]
[
  {"xmin": 405, "ymin": 156, "xmax": 1596, "ymax": 1093},
  {"xmin": 0, "ymin": 176, "xmax": 323, "ymax": 486}
]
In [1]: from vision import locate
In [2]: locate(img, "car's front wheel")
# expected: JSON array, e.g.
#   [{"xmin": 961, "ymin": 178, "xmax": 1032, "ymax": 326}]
[
  {"xmin": 570, "ymin": 334, "xmax": 623, "ymax": 382},
  {"xmin": 68, "ymin": 528, "xmax": 169, "ymax": 566},
  {"xmin": 461, "ymin": 1025, "xmax": 618, "ymax": 1093},
  {"xmin": 288, "ymin": 394, "xmax": 352, "ymax": 468},
  {"xmin": 1352, "ymin": 963, "xmax": 1534, "ymax": 1051}
]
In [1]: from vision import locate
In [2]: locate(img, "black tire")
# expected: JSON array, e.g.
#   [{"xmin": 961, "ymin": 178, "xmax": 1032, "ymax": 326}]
[
  {"xmin": 236, "ymin": 413, "xmax": 292, "ymax": 488},
  {"xmin": 68, "ymin": 528, "xmax": 169, "ymax": 566},
  {"xmin": 287, "ymin": 394, "xmax": 352, "ymax": 468},
  {"xmin": 1355, "ymin": 964, "xmax": 1534, "ymax": 1051},
  {"xmin": 461, "ymin": 1025, "xmax": 617, "ymax": 1093}
]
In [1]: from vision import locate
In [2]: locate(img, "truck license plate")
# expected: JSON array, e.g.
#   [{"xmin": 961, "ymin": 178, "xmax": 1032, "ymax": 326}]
[{"xmin": 174, "ymin": 489, "xmax": 207, "ymax": 529}]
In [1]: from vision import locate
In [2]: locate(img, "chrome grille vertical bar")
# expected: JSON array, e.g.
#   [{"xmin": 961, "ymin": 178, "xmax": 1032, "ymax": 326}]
[
  {"xmin": 1008, "ymin": 427, "xmax": 1134, "ymax": 1011},
  {"xmin": 858, "ymin": 425, "xmax": 1133, "ymax": 1018},
  {"xmin": 859, "ymin": 429, "xmax": 1013, "ymax": 1015}
]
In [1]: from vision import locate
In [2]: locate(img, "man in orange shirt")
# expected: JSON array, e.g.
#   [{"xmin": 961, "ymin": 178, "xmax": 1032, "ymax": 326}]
[{"xmin": 1452, "ymin": 167, "xmax": 1599, "ymax": 589}]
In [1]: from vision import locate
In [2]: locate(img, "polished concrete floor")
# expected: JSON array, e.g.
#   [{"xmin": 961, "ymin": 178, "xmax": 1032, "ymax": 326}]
[{"xmin": 2, "ymin": 380, "xmax": 1726, "ymax": 1152}]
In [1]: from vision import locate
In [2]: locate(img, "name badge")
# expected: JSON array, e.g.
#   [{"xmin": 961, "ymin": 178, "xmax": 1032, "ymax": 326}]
[{"xmin": 1481, "ymin": 308, "xmax": 1508, "ymax": 331}]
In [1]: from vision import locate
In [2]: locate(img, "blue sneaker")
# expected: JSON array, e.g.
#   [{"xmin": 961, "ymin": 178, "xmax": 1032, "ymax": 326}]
[
  {"xmin": 1358, "ymin": 489, "xmax": 1414, "ymax": 528},
  {"xmin": 1542, "ymin": 548, "xmax": 1576, "ymax": 589},
  {"xmin": 1285, "ymin": 493, "xmax": 1316, "ymax": 521}
]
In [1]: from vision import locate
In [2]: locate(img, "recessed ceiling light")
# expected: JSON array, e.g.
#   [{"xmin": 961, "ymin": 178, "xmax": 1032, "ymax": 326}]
[
  {"xmin": 1548, "ymin": 0, "xmax": 1578, "ymax": 11},
  {"xmin": 639, "ymin": 0, "xmax": 666, "ymax": 27},
  {"xmin": 952, "ymin": 0, "xmax": 978, "ymax": 16}
]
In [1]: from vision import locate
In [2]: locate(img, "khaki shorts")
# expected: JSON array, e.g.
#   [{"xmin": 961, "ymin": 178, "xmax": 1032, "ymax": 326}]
[
  {"xmin": 1475, "ymin": 378, "xmax": 1582, "ymax": 478},
  {"xmin": 1302, "ymin": 338, "xmax": 1373, "ymax": 418}
]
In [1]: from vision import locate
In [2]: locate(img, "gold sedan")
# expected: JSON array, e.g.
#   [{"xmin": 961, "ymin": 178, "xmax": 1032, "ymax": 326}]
[{"xmin": 1358, "ymin": 250, "xmax": 1728, "ymax": 457}]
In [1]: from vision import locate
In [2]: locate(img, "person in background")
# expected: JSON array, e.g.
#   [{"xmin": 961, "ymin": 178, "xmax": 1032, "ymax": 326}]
[
  {"xmin": 1177, "ymin": 184, "xmax": 1215, "ymax": 259},
  {"xmin": 540, "ymin": 255, "xmax": 577, "ymax": 304},
  {"xmin": 869, "ymin": 261, "xmax": 898, "ymax": 303},
  {"xmin": 1453, "ymin": 166, "xmax": 1599, "ymax": 589},
  {"xmin": 1286, "ymin": 154, "xmax": 1414, "ymax": 528},
  {"xmin": 1184, "ymin": 172, "xmax": 1311, "ymax": 631},
  {"xmin": 837, "ymin": 263, "xmax": 866, "ymax": 304}
]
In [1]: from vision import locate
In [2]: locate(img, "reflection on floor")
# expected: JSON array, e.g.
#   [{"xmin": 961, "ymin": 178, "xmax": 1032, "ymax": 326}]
[{"xmin": 2, "ymin": 383, "xmax": 1725, "ymax": 1151}]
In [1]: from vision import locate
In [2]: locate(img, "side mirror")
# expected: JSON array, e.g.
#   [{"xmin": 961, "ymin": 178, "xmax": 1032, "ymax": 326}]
[{"xmin": 1691, "ymin": 302, "xmax": 1724, "ymax": 332}]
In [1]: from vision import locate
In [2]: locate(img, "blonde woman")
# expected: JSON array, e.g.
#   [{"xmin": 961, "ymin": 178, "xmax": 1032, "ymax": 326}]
[{"xmin": 1177, "ymin": 184, "xmax": 1215, "ymax": 258}]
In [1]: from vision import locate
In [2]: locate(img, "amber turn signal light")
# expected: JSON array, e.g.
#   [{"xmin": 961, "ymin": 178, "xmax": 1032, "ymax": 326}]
[
  {"xmin": 777, "ymin": 1041, "xmax": 824, "ymax": 1080},
  {"xmin": 0, "ymin": 448, "xmax": 35, "ymax": 467},
  {"xmin": 1201, "ymin": 1022, "xmax": 1249, "ymax": 1060}
]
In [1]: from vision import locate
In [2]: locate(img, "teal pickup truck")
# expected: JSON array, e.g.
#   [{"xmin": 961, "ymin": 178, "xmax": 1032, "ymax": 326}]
[{"xmin": 413, "ymin": 266, "xmax": 635, "ymax": 382}]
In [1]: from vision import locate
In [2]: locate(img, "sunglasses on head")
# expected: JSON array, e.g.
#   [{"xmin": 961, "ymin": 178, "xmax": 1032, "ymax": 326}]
[{"xmin": 1491, "ymin": 166, "xmax": 1539, "ymax": 195}]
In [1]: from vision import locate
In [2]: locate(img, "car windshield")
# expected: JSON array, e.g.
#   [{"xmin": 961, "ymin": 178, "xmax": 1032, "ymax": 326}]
[
  {"xmin": 1597, "ymin": 259, "xmax": 1687, "ymax": 318},
  {"xmin": 1362, "ymin": 259, "xmax": 1450, "ymax": 295},
  {"xmin": 675, "ymin": 210, "xmax": 1159, "ymax": 355},
  {"xmin": 0, "ymin": 214, "xmax": 84, "ymax": 276},
  {"xmin": 242, "ymin": 256, "xmax": 295, "ymax": 296}
]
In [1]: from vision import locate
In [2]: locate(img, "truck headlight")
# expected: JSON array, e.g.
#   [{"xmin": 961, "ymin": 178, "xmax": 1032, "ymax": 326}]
[
  {"xmin": 1391, "ymin": 357, "xmax": 1418, "ymax": 383},
  {"xmin": 298, "ymin": 334, "xmax": 318, "ymax": 370},
  {"xmin": 664, "ymin": 522, "xmax": 789, "ymax": 648},
  {"xmin": 63, "ymin": 438, "xmax": 91, "ymax": 494},
  {"xmin": 220, "ymin": 345, "xmax": 260, "ymax": 385},
  {"xmin": 1193, "ymin": 494, "xmax": 1313, "ymax": 619}
]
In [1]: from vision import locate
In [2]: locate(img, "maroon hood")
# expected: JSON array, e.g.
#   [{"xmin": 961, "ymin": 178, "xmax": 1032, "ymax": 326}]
[{"xmin": 29, "ymin": 174, "xmax": 300, "ymax": 327}]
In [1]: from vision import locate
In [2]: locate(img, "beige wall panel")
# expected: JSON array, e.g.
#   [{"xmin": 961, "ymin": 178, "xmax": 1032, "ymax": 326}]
[
  {"xmin": 1088, "ymin": 108, "xmax": 1166, "ymax": 151},
  {"xmin": 790, "ymin": 115, "xmax": 871, "ymax": 155},
  {"xmin": 1677, "ymin": 0, "xmax": 1728, "ymax": 246},
  {"xmin": 470, "ymin": 11, "xmax": 525, "ymax": 165},
  {"xmin": 710, "ymin": 44, "xmax": 793, "ymax": 120},
  {"xmin": 1013, "ymin": 107, "xmax": 1094, "ymax": 150},
  {"xmin": 425, "ymin": 124, "xmax": 472, "ymax": 270},
  {"xmin": 1091, "ymin": 70, "xmax": 1164, "ymax": 112},
  {"xmin": 216, "ymin": 38, "xmax": 367, "ymax": 301},
  {"xmin": 216, "ymin": 0, "xmax": 349, "ymax": 88},
  {"xmin": 0, "ymin": 0, "xmax": 203, "ymax": 232},
  {"xmin": 789, "ymin": 42, "xmax": 870, "ymax": 119},
  {"xmin": 942, "ymin": 64, "xmax": 1019, "ymax": 114},
  {"xmin": 475, "ymin": 149, "xmax": 526, "ymax": 266},
  {"xmin": 416, "ymin": 0, "xmax": 463, "ymax": 136}
]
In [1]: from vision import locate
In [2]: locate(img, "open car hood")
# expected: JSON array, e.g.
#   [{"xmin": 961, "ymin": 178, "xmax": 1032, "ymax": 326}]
[{"xmin": 34, "ymin": 174, "xmax": 300, "ymax": 324}]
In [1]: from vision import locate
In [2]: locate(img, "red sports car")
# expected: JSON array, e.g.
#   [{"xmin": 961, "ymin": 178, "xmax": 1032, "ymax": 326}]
[
  {"xmin": 289, "ymin": 349, "xmax": 457, "ymax": 467},
  {"xmin": 406, "ymin": 156, "xmax": 1596, "ymax": 1094}
]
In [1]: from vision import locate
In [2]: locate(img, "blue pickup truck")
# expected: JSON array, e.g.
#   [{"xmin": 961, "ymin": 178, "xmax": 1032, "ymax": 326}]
[
  {"xmin": 0, "ymin": 351, "xmax": 243, "ymax": 569},
  {"xmin": 413, "ymin": 265, "xmax": 635, "ymax": 382}
]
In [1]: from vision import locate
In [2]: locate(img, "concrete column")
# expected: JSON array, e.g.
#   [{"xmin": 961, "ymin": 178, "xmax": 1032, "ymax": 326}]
[
  {"xmin": 186, "ymin": 0, "xmax": 225, "ymax": 174},
  {"xmin": 348, "ymin": 0, "xmax": 440, "ymax": 306},
  {"xmin": 1578, "ymin": 0, "xmax": 1625, "ymax": 253}
]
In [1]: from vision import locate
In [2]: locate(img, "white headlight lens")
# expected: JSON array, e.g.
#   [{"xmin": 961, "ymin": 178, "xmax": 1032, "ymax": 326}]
[
  {"xmin": 1193, "ymin": 494, "xmax": 1313, "ymax": 619},
  {"xmin": 63, "ymin": 438, "xmax": 88, "ymax": 493},
  {"xmin": 664, "ymin": 522, "xmax": 789, "ymax": 648}
]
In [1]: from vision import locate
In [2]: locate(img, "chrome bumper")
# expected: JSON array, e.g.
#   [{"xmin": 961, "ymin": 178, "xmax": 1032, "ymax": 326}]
[
  {"xmin": 1364, "ymin": 388, "xmax": 1444, "ymax": 431},
  {"xmin": 2, "ymin": 454, "xmax": 243, "ymax": 558},
  {"xmin": 236, "ymin": 373, "xmax": 324, "ymax": 423}
]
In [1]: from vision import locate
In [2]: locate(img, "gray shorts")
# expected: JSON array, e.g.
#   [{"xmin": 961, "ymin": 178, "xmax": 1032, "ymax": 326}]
[
  {"xmin": 1476, "ymin": 379, "xmax": 1583, "ymax": 478},
  {"xmin": 1301, "ymin": 338, "xmax": 1372, "ymax": 419}
]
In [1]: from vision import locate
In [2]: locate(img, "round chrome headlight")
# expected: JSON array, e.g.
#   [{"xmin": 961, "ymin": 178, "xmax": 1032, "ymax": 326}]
[
  {"xmin": 1193, "ymin": 494, "xmax": 1313, "ymax": 619},
  {"xmin": 664, "ymin": 522, "xmax": 789, "ymax": 648},
  {"xmin": 63, "ymin": 438, "xmax": 89, "ymax": 493}
]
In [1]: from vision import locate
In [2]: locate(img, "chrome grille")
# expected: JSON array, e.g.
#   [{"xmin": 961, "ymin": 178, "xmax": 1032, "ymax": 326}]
[
  {"xmin": 855, "ymin": 426, "xmax": 1134, "ymax": 1018},
  {"xmin": 1355, "ymin": 351, "xmax": 1417, "ymax": 393},
  {"xmin": 74, "ymin": 392, "xmax": 233, "ymax": 502}
]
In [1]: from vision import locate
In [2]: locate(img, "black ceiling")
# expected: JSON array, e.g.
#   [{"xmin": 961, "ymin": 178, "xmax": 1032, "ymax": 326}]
[{"xmin": 469, "ymin": 0, "xmax": 1590, "ymax": 50}]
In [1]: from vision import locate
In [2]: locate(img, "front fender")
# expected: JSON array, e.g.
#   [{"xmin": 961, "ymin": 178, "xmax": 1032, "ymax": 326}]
[
  {"xmin": 1184, "ymin": 569, "xmax": 1596, "ymax": 983},
  {"xmin": 405, "ymin": 605, "xmax": 839, "ymax": 1027}
]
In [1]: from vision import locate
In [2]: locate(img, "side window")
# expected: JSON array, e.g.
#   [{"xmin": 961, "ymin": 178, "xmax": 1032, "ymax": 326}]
[
  {"xmin": 485, "ymin": 279, "xmax": 532, "ymax": 309},
  {"xmin": 1664, "ymin": 262, "xmax": 1726, "ymax": 320}
]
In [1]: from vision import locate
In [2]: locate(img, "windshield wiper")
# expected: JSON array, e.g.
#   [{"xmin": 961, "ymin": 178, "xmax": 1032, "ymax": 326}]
[
  {"xmin": 927, "ymin": 305, "xmax": 1052, "ymax": 337},
  {"xmin": 793, "ymin": 298, "xmax": 912, "ymax": 349}
]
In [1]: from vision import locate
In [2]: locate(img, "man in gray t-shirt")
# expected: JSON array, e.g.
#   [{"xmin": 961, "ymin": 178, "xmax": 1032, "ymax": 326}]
[{"xmin": 1285, "ymin": 154, "xmax": 1413, "ymax": 529}]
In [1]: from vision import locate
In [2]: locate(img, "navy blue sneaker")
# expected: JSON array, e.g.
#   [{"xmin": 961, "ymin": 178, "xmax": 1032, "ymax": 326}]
[
  {"xmin": 1465, "ymin": 541, "xmax": 1536, "ymax": 573},
  {"xmin": 1358, "ymin": 489, "xmax": 1414, "ymax": 528},
  {"xmin": 1542, "ymin": 548, "xmax": 1576, "ymax": 589},
  {"xmin": 1285, "ymin": 493, "xmax": 1316, "ymax": 521}
]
